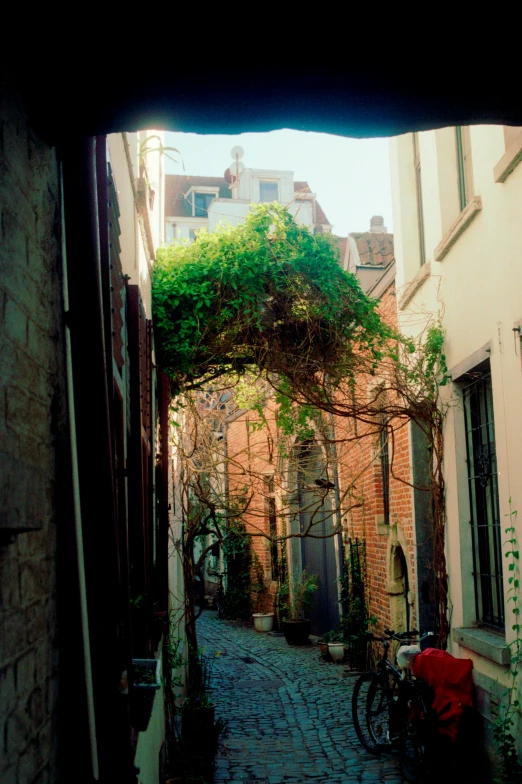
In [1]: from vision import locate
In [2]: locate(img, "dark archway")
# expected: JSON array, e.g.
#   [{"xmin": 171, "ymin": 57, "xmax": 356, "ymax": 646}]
[
  {"xmin": 389, "ymin": 544, "xmax": 411, "ymax": 633},
  {"xmin": 296, "ymin": 441, "xmax": 339, "ymax": 636}
]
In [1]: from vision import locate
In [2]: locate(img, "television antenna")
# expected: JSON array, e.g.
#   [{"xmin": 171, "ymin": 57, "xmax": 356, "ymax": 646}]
[{"xmin": 230, "ymin": 146, "xmax": 245, "ymax": 190}]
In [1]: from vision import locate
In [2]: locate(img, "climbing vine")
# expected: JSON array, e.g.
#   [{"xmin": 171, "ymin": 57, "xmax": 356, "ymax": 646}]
[
  {"xmin": 493, "ymin": 501, "xmax": 522, "ymax": 782},
  {"xmin": 153, "ymin": 204, "xmax": 394, "ymax": 394}
]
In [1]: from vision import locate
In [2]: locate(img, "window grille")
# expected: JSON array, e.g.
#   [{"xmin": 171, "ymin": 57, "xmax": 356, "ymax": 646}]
[{"xmin": 462, "ymin": 366, "xmax": 504, "ymax": 629}]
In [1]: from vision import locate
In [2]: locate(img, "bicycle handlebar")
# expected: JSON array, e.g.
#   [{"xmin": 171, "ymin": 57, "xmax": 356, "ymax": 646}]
[{"xmin": 384, "ymin": 628, "xmax": 419, "ymax": 639}]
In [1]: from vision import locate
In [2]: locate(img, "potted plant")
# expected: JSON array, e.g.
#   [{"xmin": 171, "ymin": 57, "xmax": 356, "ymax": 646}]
[
  {"xmin": 339, "ymin": 539, "xmax": 375, "ymax": 671},
  {"xmin": 282, "ymin": 569, "xmax": 318, "ymax": 645},
  {"xmin": 323, "ymin": 629, "xmax": 345, "ymax": 664},
  {"xmin": 252, "ymin": 554, "xmax": 275, "ymax": 632},
  {"xmin": 320, "ymin": 629, "xmax": 344, "ymax": 663},
  {"xmin": 131, "ymin": 658, "xmax": 161, "ymax": 731},
  {"xmin": 181, "ymin": 649, "xmax": 217, "ymax": 737}
]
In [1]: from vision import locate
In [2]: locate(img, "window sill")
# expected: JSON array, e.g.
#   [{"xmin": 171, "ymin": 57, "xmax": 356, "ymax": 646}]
[
  {"xmin": 494, "ymin": 130, "xmax": 522, "ymax": 183},
  {"xmin": 452, "ymin": 626, "xmax": 510, "ymax": 667},
  {"xmin": 434, "ymin": 196, "xmax": 482, "ymax": 262},
  {"xmin": 398, "ymin": 262, "xmax": 431, "ymax": 310},
  {"xmin": 375, "ymin": 516, "xmax": 390, "ymax": 536}
]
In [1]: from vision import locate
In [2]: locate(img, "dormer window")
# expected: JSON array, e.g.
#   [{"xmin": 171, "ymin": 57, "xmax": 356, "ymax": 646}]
[
  {"xmin": 259, "ymin": 180, "xmax": 279, "ymax": 203},
  {"xmin": 194, "ymin": 192, "xmax": 215, "ymax": 217}
]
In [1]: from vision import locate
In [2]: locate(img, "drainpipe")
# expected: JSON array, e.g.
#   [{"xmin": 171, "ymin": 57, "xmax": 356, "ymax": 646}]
[{"xmin": 59, "ymin": 163, "xmax": 99, "ymax": 781}]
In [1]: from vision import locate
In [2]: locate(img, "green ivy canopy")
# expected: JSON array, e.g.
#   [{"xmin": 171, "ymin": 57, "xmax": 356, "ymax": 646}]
[{"xmin": 152, "ymin": 204, "xmax": 391, "ymax": 393}]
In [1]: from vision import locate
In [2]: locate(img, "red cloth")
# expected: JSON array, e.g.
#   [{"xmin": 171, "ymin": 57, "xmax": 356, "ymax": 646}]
[{"xmin": 411, "ymin": 648, "xmax": 474, "ymax": 740}]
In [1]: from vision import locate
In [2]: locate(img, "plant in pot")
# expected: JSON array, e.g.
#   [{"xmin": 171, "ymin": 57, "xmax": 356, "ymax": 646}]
[
  {"xmin": 340, "ymin": 538, "xmax": 375, "ymax": 671},
  {"xmin": 130, "ymin": 658, "xmax": 161, "ymax": 731},
  {"xmin": 320, "ymin": 629, "xmax": 345, "ymax": 663},
  {"xmin": 181, "ymin": 649, "xmax": 216, "ymax": 738},
  {"xmin": 252, "ymin": 554, "xmax": 274, "ymax": 632},
  {"xmin": 282, "ymin": 569, "xmax": 318, "ymax": 645}
]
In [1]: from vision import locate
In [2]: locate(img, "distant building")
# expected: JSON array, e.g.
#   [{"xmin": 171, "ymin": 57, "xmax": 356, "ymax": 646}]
[{"xmin": 164, "ymin": 151, "xmax": 332, "ymax": 243}]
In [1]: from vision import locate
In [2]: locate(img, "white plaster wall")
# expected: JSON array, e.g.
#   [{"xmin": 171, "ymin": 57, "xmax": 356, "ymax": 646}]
[
  {"xmin": 108, "ymin": 132, "xmax": 155, "ymax": 317},
  {"xmin": 137, "ymin": 130, "xmax": 166, "ymax": 249},
  {"xmin": 107, "ymin": 134, "xmax": 139, "ymax": 282},
  {"xmin": 288, "ymin": 199, "xmax": 314, "ymax": 226},
  {"xmin": 235, "ymin": 168, "xmax": 294, "ymax": 204},
  {"xmin": 166, "ymin": 219, "xmax": 208, "ymax": 243},
  {"xmin": 134, "ymin": 651, "xmax": 165, "ymax": 784},
  {"xmin": 390, "ymin": 124, "xmax": 522, "ymax": 693},
  {"xmin": 208, "ymin": 199, "xmax": 251, "ymax": 231}
]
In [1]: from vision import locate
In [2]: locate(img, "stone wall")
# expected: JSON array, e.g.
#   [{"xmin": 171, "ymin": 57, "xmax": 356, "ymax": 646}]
[{"xmin": 0, "ymin": 82, "xmax": 66, "ymax": 784}]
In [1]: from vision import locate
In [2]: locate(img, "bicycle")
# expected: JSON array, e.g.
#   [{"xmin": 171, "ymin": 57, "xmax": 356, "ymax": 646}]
[{"xmin": 351, "ymin": 628, "xmax": 436, "ymax": 782}]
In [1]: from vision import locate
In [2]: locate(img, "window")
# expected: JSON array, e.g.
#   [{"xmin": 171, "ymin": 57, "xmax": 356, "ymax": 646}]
[
  {"xmin": 455, "ymin": 126, "xmax": 474, "ymax": 212},
  {"xmin": 461, "ymin": 364, "xmax": 504, "ymax": 629},
  {"xmin": 379, "ymin": 414, "xmax": 390, "ymax": 525},
  {"xmin": 259, "ymin": 180, "xmax": 279, "ymax": 202},
  {"xmin": 194, "ymin": 192, "xmax": 214, "ymax": 217},
  {"xmin": 412, "ymin": 133, "xmax": 426, "ymax": 266}
]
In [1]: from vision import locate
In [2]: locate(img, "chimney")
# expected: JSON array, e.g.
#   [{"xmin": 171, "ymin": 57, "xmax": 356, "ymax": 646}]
[{"xmin": 370, "ymin": 215, "xmax": 387, "ymax": 233}]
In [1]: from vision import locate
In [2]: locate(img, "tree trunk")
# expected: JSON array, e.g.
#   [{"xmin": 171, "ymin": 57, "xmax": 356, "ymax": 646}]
[{"xmin": 182, "ymin": 536, "xmax": 202, "ymax": 695}]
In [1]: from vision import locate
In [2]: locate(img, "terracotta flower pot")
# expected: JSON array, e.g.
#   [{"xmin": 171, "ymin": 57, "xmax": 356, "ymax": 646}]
[{"xmin": 318, "ymin": 641, "xmax": 332, "ymax": 661}]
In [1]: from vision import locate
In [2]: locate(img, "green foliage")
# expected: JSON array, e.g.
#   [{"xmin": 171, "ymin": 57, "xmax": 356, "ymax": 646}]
[
  {"xmin": 493, "ymin": 501, "xmax": 522, "ymax": 783},
  {"xmin": 152, "ymin": 204, "xmax": 392, "ymax": 392},
  {"xmin": 274, "ymin": 376, "xmax": 321, "ymax": 451},
  {"xmin": 222, "ymin": 521, "xmax": 253, "ymax": 620},
  {"xmin": 404, "ymin": 322, "xmax": 449, "ymax": 399},
  {"xmin": 139, "ymin": 134, "xmax": 181, "ymax": 170},
  {"xmin": 252, "ymin": 552, "xmax": 273, "ymax": 614},
  {"xmin": 281, "ymin": 568, "xmax": 319, "ymax": 620},
  {"xmin": 321, "ymin": 629, "xmax": 342, "ymax": 643}
]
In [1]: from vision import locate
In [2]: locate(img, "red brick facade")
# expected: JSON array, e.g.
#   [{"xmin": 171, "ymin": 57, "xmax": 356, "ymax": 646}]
[{"xmin": 223, "ymin": 256, "xmax": 417, "ymax": 637}]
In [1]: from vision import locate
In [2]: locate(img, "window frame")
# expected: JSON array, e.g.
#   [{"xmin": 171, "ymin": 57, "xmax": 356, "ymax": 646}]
[
  {"xmin": 455, "ymin": 126, "xmax": 474, "ymax": 212},
  {"xmin": 259, "ymin": 180, "xmax": 279, "ymax": 203},
  {"xmin": 193, "ymin": 191, "xmax": 215, "ymax": 217}
]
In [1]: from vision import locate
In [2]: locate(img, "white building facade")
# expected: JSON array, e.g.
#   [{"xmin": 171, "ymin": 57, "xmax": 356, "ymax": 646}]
[
  {"xmin": 164, "ymin": 152, "xmax": 332, "ymax": 243},
  {"xmin": 390, "ymin": 124, "xmax": 522, "ymax": 752}
]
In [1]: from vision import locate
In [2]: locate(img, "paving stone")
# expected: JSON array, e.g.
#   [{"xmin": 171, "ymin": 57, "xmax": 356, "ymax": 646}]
[{"xmin": 197, "ymin": 611, "xmax": 402, "ymax": 783}]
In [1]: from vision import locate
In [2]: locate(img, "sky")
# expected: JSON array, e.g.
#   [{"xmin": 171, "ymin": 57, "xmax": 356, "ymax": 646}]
[{"xmin": 164, "ymin": 130, "xmax": 393, "ymax": 237}]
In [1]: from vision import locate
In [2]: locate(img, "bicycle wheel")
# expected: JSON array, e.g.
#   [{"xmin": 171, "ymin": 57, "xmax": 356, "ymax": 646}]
[
  {"xmin": 397, "ymin": 684, "xmax": 428, "ymax": 782},
  {"xmin": 352, "ymin": 670, "xmax": 399, "ymax": 754}
]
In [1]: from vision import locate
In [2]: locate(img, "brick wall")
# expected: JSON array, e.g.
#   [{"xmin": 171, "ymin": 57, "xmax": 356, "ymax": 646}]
[
  {"xmin": 226, "ymin": 402, "xmax": 279, "ymax": 581},
  {"xmin": 223, "ymin": 281, "xmax": 417, "ymax": 637},
  {"xmin": 336, "ymin": 281, "xmax": 417, "ymax": 635},
  {"xmin": 0, "ymin": 83, "xmax": 67, "ymax": 784}
]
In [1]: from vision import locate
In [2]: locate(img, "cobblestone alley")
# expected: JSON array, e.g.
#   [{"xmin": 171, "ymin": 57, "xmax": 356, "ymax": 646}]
[{"xmin": 198, "ymin": 611, "xmax": 403, "ymax": 784}]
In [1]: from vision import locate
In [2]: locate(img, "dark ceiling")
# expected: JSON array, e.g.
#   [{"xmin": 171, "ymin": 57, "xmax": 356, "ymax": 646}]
[{"xmin": 6, "ymin": 51, "xmax": 522, "ymax": 142}]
